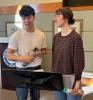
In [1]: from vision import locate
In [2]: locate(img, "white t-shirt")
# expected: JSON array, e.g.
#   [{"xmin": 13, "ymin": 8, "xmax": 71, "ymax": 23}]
[{"xmin": 8, "ymin": 29, "xmax": 47, "ymax": 68}]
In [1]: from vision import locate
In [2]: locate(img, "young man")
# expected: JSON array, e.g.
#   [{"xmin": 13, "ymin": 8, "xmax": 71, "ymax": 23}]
[
  {"xmin": 52, "ymin": 8, "xmax": 85, "ymax": 100},
  {"xmin": 7, "ymin": 5, "xmax": 47, "ymax": 100}
]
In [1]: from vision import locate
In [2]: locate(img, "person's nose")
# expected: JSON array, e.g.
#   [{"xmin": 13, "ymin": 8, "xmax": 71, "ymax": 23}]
[
  {"xmin": 54, "ymin": 16, "xmax": 57, "ymax": 22},
  {"xmin": 24, "ymin": 18, "xmax": 29, "ymax": 23}
]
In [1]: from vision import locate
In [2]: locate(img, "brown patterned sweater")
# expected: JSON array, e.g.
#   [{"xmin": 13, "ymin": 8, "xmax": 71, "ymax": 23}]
[{"xmin": 52, "ymin": 30, "xmax": 85, "ymax": 81}]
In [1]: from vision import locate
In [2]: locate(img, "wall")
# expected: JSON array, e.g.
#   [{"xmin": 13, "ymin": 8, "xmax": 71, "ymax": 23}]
[
  {"xmin": 0, "ymin": 15, "xmax": 15, "ymax": 37},
  {"xmin": 35, "ymin": 12, "xmax": 54, "ymax": 71},
  {"xmin": 0, "ymin": 0, "xmax": 62, "ymax": 6},
  {"xmin": 74, "ymin": 10, "xmax": 93, "ymax": 71}
]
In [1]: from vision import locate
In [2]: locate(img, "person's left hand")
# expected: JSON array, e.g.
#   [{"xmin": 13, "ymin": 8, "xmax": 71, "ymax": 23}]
[{"xmin": 71, "ymin": 80, "xmax": 82, "ymax": 96}]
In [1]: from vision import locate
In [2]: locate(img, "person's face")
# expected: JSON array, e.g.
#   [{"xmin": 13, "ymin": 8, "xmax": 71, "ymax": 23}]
[
  {"xmin": 22, "ymin": 15, "xmax": 35, "ymax": 28},
  {"xmin": 55, "ymin": 12, "xmax": 67, "ymax": 27}
]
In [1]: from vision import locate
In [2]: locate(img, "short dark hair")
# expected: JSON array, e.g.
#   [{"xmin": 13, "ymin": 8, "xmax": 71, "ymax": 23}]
[
  {"xmin": 19, "ymin": 5, "xmax": 35, "ymax": 17},
  {"xmin": 56, "ymin": 8, "xmax": 75, "ymax": 25}
]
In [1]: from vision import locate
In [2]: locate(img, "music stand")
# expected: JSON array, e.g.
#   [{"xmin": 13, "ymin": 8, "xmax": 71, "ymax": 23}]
[{"xmin": 2, "ymin": 69, "xmax": 64, "ymax": 100}]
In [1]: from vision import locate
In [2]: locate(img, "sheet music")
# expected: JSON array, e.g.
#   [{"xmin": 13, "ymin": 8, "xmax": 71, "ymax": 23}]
[
  {"xmin": 32, "ymin": 69, "xmax": 44, "ymax": 72},
  {"xmin": 19, "ymin": 69, "xmax": 44, "ymax": 72},
  {"xmin": 63, "ymin": 74, "xmax": 75, "ymax": 88}
]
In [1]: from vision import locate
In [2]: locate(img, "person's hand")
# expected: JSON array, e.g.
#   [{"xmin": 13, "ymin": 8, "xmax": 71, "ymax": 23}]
[
  {"xmin": 19, "ymin": 55, "xmax": 35, "ymax": 63},
  {"xmin": 71, "ymin": 80, "xmax": 82, "ymax": 96},
  {"xmin": 32, "ymin": 51, "xmax": 41, "ymax": 57}
]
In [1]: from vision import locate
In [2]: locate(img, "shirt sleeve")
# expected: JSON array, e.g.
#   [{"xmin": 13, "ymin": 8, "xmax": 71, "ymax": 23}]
[
  {"xmin": 41, "ymin": 33, "xmax": 47, "ymax": 49},
  {"xmin": 74, "ymin": 35, "xmax": 85, "ymax": 81},
  {"xmin": 8, "ymin": 32, "xmax": 18, "ymax": 51},
  {"xmin": 51, "ymin": 35, "xmax": 56, "ymax": 71}
]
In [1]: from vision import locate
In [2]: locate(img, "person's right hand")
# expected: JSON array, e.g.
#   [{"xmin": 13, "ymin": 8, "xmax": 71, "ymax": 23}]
[
  {"xmin": 32, "ymin": 51, "xmax": 41, "ymax": 57},
  {"xmin": 19, "ymin": 55, "xmax": 35, "ymax": 63}
]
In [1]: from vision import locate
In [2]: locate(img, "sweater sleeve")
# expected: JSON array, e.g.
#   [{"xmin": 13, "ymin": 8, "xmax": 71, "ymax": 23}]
[
  {"xmin": 51, "ymin": 35, "xmax": 55, "ymax": 71},
  {"xmin": 74, "ymin": 35, "xmax": 85, "ymax": 81}
]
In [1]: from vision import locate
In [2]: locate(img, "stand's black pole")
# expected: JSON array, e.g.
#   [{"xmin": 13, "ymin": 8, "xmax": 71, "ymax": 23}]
[
  {"xmin": 30, "ymin": 78, "xmax": 40, "ymax": 100},
  {"xmin": 30, "ymin": 88, "xmax": 40, "ymax": 100}
]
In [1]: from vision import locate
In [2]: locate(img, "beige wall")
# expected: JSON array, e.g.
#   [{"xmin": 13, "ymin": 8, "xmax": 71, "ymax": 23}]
[
  {"xmin": 73, "ymin": 10, "xmax": 93, "ymax": 71},
  {"xmin": 0, "ymin": 0, "xmax": 62, "ymax": 6},
  {"xmin": 35, "ymin": 13, "xmax": 54, "ymax": 71}
]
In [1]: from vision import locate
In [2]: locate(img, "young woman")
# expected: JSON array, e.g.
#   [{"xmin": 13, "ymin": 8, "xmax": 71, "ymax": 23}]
[{"xmin": 52, "ymin": 8, "xmax": 85, "ymax": 100}]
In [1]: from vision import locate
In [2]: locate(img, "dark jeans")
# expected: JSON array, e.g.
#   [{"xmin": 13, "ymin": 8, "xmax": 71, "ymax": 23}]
[
  {"xmin": 54, "ymin": 91, "xmax": 81, "ymax": 100},
  {"xmin": 16, "ymin": 88, "xmax": 40, "ymax": 100},
  {"xmin": 16, "ymin": 65, "xmax": 41, "ymax": 100}
]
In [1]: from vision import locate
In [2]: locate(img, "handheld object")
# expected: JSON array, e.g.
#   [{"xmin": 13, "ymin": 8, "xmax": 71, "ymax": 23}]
[
  {"xmin": 32, "ymin": 47, "xmax": 39, "ymax": 52},
  {"xmin": 63, "ymin": 88, "xmax": 84, "ymax": 95}
]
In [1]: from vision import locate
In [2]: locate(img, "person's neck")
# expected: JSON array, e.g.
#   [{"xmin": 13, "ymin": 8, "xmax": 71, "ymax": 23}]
[
  {"xmin": 61, "ymin": 24, "xmax": 72, "ymax": 36},
  {"xmin": 25, "ymin": 26, "xmax": 35, "ymax": 33}
]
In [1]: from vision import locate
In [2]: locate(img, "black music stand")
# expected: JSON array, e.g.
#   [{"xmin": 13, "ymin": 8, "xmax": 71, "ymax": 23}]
[{"xmin": 2, "ymin": 69, "xmax": 64, "ymax": 100}]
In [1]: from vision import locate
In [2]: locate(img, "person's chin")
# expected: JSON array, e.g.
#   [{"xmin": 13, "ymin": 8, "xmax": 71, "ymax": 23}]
[{"xmin": 57, "ymin": 24, "xmax": 62, "ymax": 27}]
